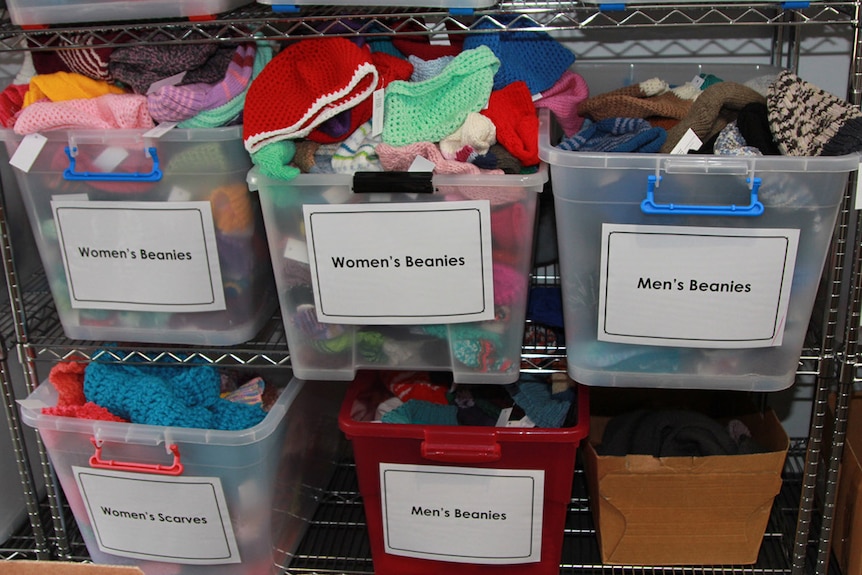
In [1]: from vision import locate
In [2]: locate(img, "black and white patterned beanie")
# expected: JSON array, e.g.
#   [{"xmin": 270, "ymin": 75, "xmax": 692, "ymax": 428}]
[{"xmin": 767, "ymin": 69, "xmax": 862, "ymax": 156}]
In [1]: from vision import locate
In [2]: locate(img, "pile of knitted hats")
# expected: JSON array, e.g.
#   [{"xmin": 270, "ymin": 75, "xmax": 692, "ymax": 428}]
[
  {"xmin": 559, "ymin": 69, "xmax": 862, "ymax": 156},
  {"xmin": 241, "ymin": 19, "xmax": 590, "ymax": 180},
  {"xmin": 43, "ymin": 357, "xmax": 275, "ymax": 431},
  {"xmin": 0, "ymin": 34, "xmax": 272, "ymax": 132}
]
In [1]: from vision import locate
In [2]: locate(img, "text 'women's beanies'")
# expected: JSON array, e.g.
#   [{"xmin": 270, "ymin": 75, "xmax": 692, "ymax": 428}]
[
  {"xmin": 383, "ymin": 46, "xmax": 500, "ymax": 147},
  {"xmin": 767, "ymin": 69, "xmax": 862, "ymax": 156},
  {"xmin": 243, "ymin": 38, "xmax": 379, "ymax": 154},
  {"xmin": 661, "ymin": 81, "xmax": 765, "ymax": 154},
  {"xmin": 463, "ymin": 16, "xmax": 574, "ymax": 95},
  {"xmin": 534, "ymin": 70, "xmax": 590, "ymax": 137}
]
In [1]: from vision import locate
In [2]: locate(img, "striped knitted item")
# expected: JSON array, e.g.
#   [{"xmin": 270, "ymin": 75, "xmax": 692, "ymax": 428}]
[
  {"xmin": 331, "ymin": 121, "xmax": 383, "ymax": 174},
  {"xmin": 558, "ymin": 117, "xmax": 666, "ymax": 153},
  {"xmin": 767, "ymin": 69, "xmax": 862, "ymax": 156},
  {"xmin": 382, "ymin": 46, "xmax": 500, "ymax": 147}
]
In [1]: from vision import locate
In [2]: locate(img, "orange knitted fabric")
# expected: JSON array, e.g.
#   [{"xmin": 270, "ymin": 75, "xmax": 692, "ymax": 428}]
[
  {"xmin": 23, "ymin": 71, "xmax": 126, "ymax": 108},
  {"xmin": 210, "ymin": 182, "xmax": 254, "ymax": 234}
]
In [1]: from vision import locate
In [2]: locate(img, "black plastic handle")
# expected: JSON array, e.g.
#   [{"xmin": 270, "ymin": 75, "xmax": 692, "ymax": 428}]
[{"xmin": 352, "ymin": 171, "xmax": 434, "ymax": 194}]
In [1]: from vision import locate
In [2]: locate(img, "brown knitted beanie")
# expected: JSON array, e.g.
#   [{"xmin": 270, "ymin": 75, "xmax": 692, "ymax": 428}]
[
  {"xmin": 661, "ymin": 81, "xmax": 766, "ymax": 154},
  {"xmin": 578, "ymin": 78, "xmax": 693, "ymax": 124}
]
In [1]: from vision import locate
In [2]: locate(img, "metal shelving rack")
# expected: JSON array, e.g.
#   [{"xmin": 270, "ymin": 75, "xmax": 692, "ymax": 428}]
[{"xmin": 0, "ymin": 1, "xmax": 857, "ymax": 573}]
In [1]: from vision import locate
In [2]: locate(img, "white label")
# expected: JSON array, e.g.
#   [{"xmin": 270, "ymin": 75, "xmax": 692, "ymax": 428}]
[
  {"xmin": 283, "ymin": 237, "xmax": 309, "ymax": 263},
  {"xmin": 598, "ymin": 224, "xmax": 799, "ymax": 348},
  {"xmin": 92, "ymin": 146, "xmax": 130, "ymax": 172},
  {"xmin": 144, "ymin": 122, "xmax": 179, "ymax": 139},
  {"xmin": 147, "ymin": 71, "xmax": 188, "ymax": 94},
  {"xmin": 669, "ymin": 128, "xmax": 703, "ymax": 154},
  {"xmin": 52, "ymin": 200, "xmax": 226, "ymax": 312},
  {"xmin": 855, "ymin": 163, "xmax": 862, "ymax": 210},
  {"xmin": 372, "ymin": 89, "xmax": 385, "ymax": 137},
  {"xmin": 379, "ymin": 464, "xmax": 544, "ymax": 564},
  {"xmin": 304, "ymin": 201, "xmax": 494, "ymax": 324},
  {"xmin": 73, "ymin": 467, "xmax": 240, "ymax": 565},
  {"xmin": 9, "ymin": 133, "xmax": 47, "ymax": 173},
  {"xmin": 408, "ymin": 156, "xmax": 436, "ymax": 172},
  {"xmin": 691, "ymin": 74, "xmax": 705, "ymax": 89}
]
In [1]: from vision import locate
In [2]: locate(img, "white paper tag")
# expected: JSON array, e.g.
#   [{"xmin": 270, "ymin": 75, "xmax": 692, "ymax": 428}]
[
  {"xmin": 379, "ymin": 463, "xmax": 544, "ymax": 564},
  {"xmin": 168, "ymin": 186, "xmax": 193, "ymax": 202},
  {"xmin": 92, "ymin": 146, "xmax": 130, "ymax": 172},
  {"xmin": 372, "ymin": 89, "xmax": 385, "ymax": 137},
  {"xmin": 9, "ymin": 133, "xmax": 47, "ymax": 173},
  {"xmin": 303, "ymin": 201, "xmax": 495, "ymax": 324},
  {"xmin": 531, "ymin": 92, "xmax": 543, "ymax": 102},
  {"xmin": 52, "ymin": 200, "xmax": 226, "ymax": 312},
  {"xmin": 495, "ymin": 407, "xmax": 513, "ymax": 427},
  {"xmin": 691, "ymin": 75, "xmax": 705, "ymax": 89},
  {"xmin": 283, "ymin": 237, "xmax": 309, "ymax": 263},
  {"xmin": 147, "ymin": 71, "xmax": 188, "ymax": 95},
  {"xmin": 73, "ymin": 467, "xmax": 240, "ymax": 565},
  {"xmin": 669, "ymin": 128, "xmax": 703, "ymax": 154},
  {"xmin": 598, "ymin": 224, "xmax": 800, "ymax": 348},
  {"xmin": 143, "ymin": 122, "xmax": 179, "ymax": 139},
  {"xmin": 408, "ymin": 156, "xmax": 436, "ymax": 172}
]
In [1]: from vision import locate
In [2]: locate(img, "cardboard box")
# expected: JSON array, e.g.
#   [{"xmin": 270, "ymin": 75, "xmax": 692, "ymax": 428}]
[
  {"xmin": 0, "ymin": 562, "xmax": 143, "ymax": 575},
  {"xmin": 584, "ymin": 390, "xmax": 789, "ymax": 566},
  {"xmin": 830, "ymin": 394, "xmax": 862, "ymax": 575}
]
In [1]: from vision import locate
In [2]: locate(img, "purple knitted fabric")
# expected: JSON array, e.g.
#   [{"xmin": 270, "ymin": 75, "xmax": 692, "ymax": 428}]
[{"xmin": 109, "ymin": 36, "xmax": 235, "ymax": 95}]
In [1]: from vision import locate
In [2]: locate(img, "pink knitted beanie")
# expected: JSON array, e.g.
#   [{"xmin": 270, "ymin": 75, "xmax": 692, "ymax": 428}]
[
  {"xmin": 534, "ymin": 70, "xmax": 590, "ymax": 137},
  {"xmin": 14, "ymin": 93, "xmax": 153, "ymax": 134},
  {"xmin": 243, "ymin": 38, "xmax": 379, "ymax": 153}
]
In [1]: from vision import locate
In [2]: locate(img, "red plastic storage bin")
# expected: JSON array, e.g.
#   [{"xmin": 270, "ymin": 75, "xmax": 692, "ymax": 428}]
[{"xmin": 338, "ymin": 373, "xmax": 589, "ymax": 575}]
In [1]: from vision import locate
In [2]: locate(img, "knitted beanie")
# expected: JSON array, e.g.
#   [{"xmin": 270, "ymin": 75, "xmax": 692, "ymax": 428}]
[
  {"xmin": 331, "ymin": 121, "xmax": 384, "ymax": 174},
  {"xmin": 463, "ymin": 16, "xmax": 574, "ymax": 94},
  {"xmin": 440, "ymin": 112, "xmax": 497, "ymax": 159},
  {"xmin": 166, "ymin": 141, "xmax": 232, "ymax": 175},
  {"xmin": 578, "ymin": 78, "xmax": 692, "ymax": 125},
  {"xmin": 308, "ymin": 50, "xmax": 413, "ymax": 145},
  {"xmin": 661, "ymin": 81, "xmax": 765, "ymax": 154},
  {"xmin": 534, "ymin": 70, "xmax": 590, "ymax": 137},
  {"xmin": 376, "ymin": 141, "xmax": 504, "ymax": 175},
  {"xmin": 767, "ymin": 69, "xmax": 862, "ymax": 156},
  {"xmin": 383, "ymin": 46, "xmax": 500, "ymax": 147},
  {"xmin": 109, "ymin": 38, "xmax": 234, "ymax": 95},
  {"xmin": 409, "ymin": 54, "xmax": 455, "ymax": 83},
  {"xmin": 14, "ymin": 93, "xmax": 153, "ymax": 135},
  {"xmin": 243, "ymin": 38, "xmax": 379, "ymax": 153},
  {"xmin": 481, "ymin": 80, "xmax": 539, "ymax": 165},
  {"xmin": 0, "ymin": 83, "xmax": 27, "ymax": 128},
  {"xmin": 251, "ymin": 141, "xmax": 300, "ymax": 181},
  {"xmin": 23, "ymin": 71, "xmax": 127, "ymax": 108},
  {"xmin": 713, "ymin": 122, "xmax": 761, "ymax": 156},
  {"xmin": 292, "ymin": 140, "xmax": 321, "ymax": 173},
  {"xmin": 559, "ymin": 117, "xmax": 667, "ymax": 153},
  {"xmin": 209, "ymin": 182, "xmax": 254, "ymax": 234},
  {"xmin": 391, "ymin": 25, "xmax": 465, "ymax": 61},
  {"xmin": 179, "ymin": 41, "xmax": 273, "ymax": 129},
  {"xmin": 30, "ymin": 33, "xmax": 125, "ymax": 81},
  {"xmin": 736, "ymin": 102, "xmax": 781, "ymax": 155}
]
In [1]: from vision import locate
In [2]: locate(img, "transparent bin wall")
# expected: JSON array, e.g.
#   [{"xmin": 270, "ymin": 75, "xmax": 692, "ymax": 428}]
[
  {"xmin": 250, "ymin": 168, "xmax": 545, "ymax": 384},
  {"xmin": 19, "ymin": 375, "xmax": 345, "ymax": 575},
  {"xmin": 538, "ymin": 62, "xmax": 859, "ymax": 391},
  {"xmin": 6, "ymin": 0, "xmax": 252, "ymax": 26},
  {"xmin": 256, "ymin": 0, "xmax": 494, "ymax": 10},
  {"xmin": 2, "ymin": 128, "xmax": 278, "ymax": 346}
]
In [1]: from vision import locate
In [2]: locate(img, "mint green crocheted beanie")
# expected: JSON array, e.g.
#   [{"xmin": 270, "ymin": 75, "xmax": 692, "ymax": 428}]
[{"xmin": 382, "ymin": 46, "xmax": 500, "ymax": 147}]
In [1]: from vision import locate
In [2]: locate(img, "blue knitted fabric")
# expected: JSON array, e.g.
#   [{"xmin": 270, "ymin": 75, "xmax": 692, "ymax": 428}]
[
  {"xmin": 83, "ymin": 361, "xmax": 267, "ymax": 430},
  {"xmin": 558, "ymin": 117, "xmax": 667, "ymax": 153},
  {"xmin": 408, "ymin": 55, "xmax": 455, "ymax": 83},
  {"xmin": 506, "ymin": 377, "xmax": 573, "ymax": 428},
  {"xmin": 382, "ymin": 400, "xmax": 459, "ymax": 425},
  {"xmin": 463, "ymin": 16, "xmax": 575, "ymax": 94}
]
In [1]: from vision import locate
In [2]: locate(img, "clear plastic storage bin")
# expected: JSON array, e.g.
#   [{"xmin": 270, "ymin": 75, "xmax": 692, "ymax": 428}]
[
  {"xmin": 257, "ymin": 0, "xmax": 494, "ymax": 10},
  {"xmin": 538, "ymin": 63, "xmax": 859, "ymax": 391},
  {"xmin": 248, "ymin": 167, "xmax": 545, "ymax": 384},
  {"xmin": 6, "ymin": 0, "xmax": 251, "ymax": 27},
  {"xmin": 2, "ymin": 126, "xmax": 278, "ymax": 346},
  {"xmin": 18, "ymin": 374, "xmax": 344, "ymax": 575}
]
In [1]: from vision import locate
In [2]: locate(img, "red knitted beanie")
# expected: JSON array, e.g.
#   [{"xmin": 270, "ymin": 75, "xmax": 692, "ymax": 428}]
[
  {"xmin": 481, "ymin": 81, "xmax": 539, "ymax": 166},
  {"xmin": 308, "ymin": 51, "xmax": 414, "ymax": 144},
  {"xmin": 244, "ymin": 38, "xmax": 379, "ymax": 153}
]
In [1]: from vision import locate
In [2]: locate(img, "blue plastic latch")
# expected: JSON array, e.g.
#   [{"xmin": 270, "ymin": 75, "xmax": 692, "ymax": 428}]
[
  {"xmin": 781, "ymin": 1, "xmax": 809, "ymax": 8},
  {"xmin": 449, "ymin": 7, "xmax": 475, "ymax": 15},
  {"xmin": 63, "ymin": 146, "xmax": 163, "ymax": 182},
  {"xmin": 641, "ymin": 175, "xmax": 764, "ymax": 217},
  {"xmin": 599, "ymin": 3, "xmax": 627, "ymax": 11},
  {"xmin": 270, "ymin": 4, "xmax": 301, "ymax": 12}
]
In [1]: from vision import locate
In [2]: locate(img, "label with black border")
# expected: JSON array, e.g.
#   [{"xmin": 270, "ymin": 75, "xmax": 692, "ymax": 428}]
[
  {"xmin": 72, "ymin": 466, "xmax": 240, "ymax": 565},
  {"xmin": 598, "ymin": 224, "xmax": 800, "ymax": 348},
  {"xmin": 303, "ymin": 201, "xmax": 494, "ymax": 324},
  {"xmin": 52, "ymin": 200, "xmax": 225, "ymax": 312},
  {"xmin": 379, "ymin": 463, "xmax": 544, "ymax": 564}
]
